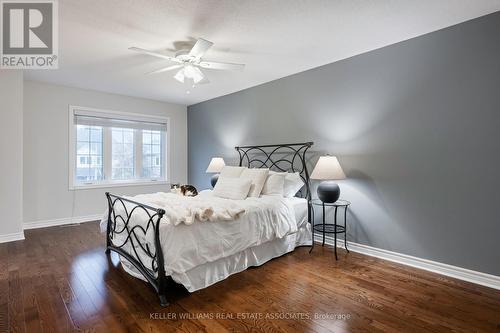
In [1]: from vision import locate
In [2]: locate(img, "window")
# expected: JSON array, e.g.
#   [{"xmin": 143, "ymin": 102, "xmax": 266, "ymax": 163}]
[
  {"xmin": 76, "ymin": 125, "xmax": 103, "ymax": 182},
  {"xmin": 112, "ymin": 128, "xmax": 135, "ymax": 180},
  {"xmin": 69, "ymin": 106, "xmax": 169, "ymax": 189},
  {"xmin": 142, "ymin": 130, "xmax": 163, "ymax": 179}
]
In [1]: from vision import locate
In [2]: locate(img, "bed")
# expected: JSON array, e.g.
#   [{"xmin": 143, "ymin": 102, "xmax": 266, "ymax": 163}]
[{"xmin": 102, "ymin": 142, "xmax": 313, "ymax": 306}]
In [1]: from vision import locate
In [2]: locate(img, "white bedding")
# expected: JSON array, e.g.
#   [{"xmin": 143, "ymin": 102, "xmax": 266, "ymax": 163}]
[
  {"xmin": 110, "ymin": 191, "xmax": 248, "ymax": 227},
  {"xmin": 101, "ymin": 190, "xmax": 308, "ymax": 291},
  {"xmin": 173, "ymin": 224, "xmax": 311, "ymax": 291},
  {"xmin": 288, "ymin": 196, "xmax": 308, "ymax": 228}
]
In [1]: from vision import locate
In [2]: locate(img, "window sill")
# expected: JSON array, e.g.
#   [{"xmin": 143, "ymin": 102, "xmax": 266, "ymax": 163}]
[{"xmin": 69, "ymin": 179, "xmax": 169, "ymax": 190}]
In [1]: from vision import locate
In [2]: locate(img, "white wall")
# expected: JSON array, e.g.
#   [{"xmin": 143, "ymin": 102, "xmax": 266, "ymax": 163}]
[
  {"xmin": 23, "ymin": 81, "xmax": 187, "ymax": 224},
  {"xmin": 0, "ymin": 71, "xmax": 24, "ymax": 241}
]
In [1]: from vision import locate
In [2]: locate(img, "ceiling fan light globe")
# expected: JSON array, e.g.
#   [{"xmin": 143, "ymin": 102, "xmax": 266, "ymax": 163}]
[
  {"xmin": 183, "ymin": 65, "xmax": 196, "ymax": 77},
  {"xmin": 182, "ymin": 64, "xmax": 205, "ymax": 84},
  {"xmin": 191, "ymin": 67, "xmax": 206, "ymax": 83},
  {"xmin": 174, "ymin": 69, "xmax": 185, "ymax": 83}
]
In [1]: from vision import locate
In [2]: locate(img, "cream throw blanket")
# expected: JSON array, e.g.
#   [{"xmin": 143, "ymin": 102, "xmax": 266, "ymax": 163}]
[{"xmin": 103, "ymin": 192, "xmax": 246, "ymax": 228}]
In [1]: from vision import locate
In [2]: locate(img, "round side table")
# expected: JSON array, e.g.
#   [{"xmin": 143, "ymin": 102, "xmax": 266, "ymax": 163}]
[{"xmin": 309, "ymin": 199, "xmax": 351, "ymax": 260}]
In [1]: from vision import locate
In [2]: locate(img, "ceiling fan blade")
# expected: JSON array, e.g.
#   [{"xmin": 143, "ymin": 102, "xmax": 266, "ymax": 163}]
[
  {"xmin": 189, "ymin": 38, "xmax": 214, "ymax": 59},
  {"xmin": 146, "ymin": 64, "xmax": 183, "ymax": 75},
  {"xmin": 198, "ymin": 61, "xmax": 245, "ymax": 71},
  {"xmin": 129, "ymin": 47, "xmax": 182, "ymax": 63}
]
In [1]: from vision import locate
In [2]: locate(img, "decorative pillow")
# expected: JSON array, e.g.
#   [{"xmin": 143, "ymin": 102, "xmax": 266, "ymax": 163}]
[
  {"xmin": 212, "ymin": 177, "xmax": 252, "ymax": 200},
  {"xmin": 261, "ymin": 172, "xmax": 286, "ymax": 196},
  {"xmin": 269, "ymin": 171, "xmax": 304, "ymax": 197},
  {"xmin": 239, "ymin": 168, "xmax": 269, "ymax": 197},
  {"xmin": 284, "ymin": 172, "xmax": 305, "ymax": 197},
  {"xmin": 219, "ymin": 166, "xmax": 246, "ymax": 178}
]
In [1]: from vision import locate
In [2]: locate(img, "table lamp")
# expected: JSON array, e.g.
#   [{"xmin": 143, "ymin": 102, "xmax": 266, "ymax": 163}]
[
  {"xmin": 206, "ymin": 157, "xmax": 225, "ymax": 187},
  {"xmin": 310, "ymin": 155, "xmax": 346, "ymax": 203}
]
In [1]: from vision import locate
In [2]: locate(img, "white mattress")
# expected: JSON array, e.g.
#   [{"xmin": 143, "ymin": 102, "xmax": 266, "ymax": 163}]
[{"xmin": 109, "ymin": 194, "xmax": 310, "ymax": 291}]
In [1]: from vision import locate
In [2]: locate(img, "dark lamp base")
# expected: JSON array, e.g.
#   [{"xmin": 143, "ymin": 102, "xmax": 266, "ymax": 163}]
[
  {"xmin": 317, "ymin": 181, "xmax": 340, "ymax": 203},
  {"xmin": 210, "ymin": 174, "xmax": 219, "ymax": 188}
]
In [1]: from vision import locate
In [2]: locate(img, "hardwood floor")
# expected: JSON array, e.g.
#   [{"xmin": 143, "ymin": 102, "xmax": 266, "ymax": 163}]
[{"xmin": 1, "ymin": 222, "xmax": 499, "ymax": 333}]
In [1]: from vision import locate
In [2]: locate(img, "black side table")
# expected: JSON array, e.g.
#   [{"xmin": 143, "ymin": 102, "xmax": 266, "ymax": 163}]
[{"xmin": 309, "ymin": 199, "xmax": 351, "ymax": 260}]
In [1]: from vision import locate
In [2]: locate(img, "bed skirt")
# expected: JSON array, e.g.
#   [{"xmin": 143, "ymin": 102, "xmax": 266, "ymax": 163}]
[{"xmin": 118, "ymin": 223, "xmax": 311, "ymax": 292}]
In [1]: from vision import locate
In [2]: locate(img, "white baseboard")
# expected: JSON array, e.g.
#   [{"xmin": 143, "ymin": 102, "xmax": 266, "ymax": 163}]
[
  {"xmin": 23, "ymin": 214, "xmax": 102, "ymax": 230},
  {"xmin": 0, "ymin": 231, "xmax": 25, "ymax": 243},
  {"xmin": 314, "ymin": 234, "xmax": 500, "ymax": 290}
]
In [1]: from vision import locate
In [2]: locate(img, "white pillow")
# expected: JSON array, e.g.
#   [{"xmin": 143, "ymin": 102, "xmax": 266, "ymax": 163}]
[
  {"xmin": 219, "ymin": 166, "xmax": 246, "ymax": 178},
  {"xmin": 240, "ymin": 168, "xmax": 269, "ymax": 197},
  {"xmin": 212, "ymin": 177, "xmax": 252, "ymax": 200},
  {"xmin": 261, "ymin": 172, "xmax": 286, "ymax": 196},
  {"xmin": 270, "ymin": 171, "xmax": 304, "ymax": 197}
]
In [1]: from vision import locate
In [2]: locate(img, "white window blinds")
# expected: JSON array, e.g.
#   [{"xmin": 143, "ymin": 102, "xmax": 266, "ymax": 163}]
[{"xmin": 73, "ymin": 109, "xmax": 167, "ymax": 132}]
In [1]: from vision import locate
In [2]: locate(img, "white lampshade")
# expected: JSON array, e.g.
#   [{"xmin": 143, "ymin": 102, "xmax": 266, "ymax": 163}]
[
  {"xmin": 206, "ymin": 157, "xmax": 225, "ymax": 173},
  {"xmin": 310, "ymin": 155, "xmax": 346, "ymax": 180}
]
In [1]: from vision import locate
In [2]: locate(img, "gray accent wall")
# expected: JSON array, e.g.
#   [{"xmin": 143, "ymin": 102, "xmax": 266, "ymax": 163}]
[{"xmin": 188, "ymin": 12, "xmax": 500, "ymax": 276}]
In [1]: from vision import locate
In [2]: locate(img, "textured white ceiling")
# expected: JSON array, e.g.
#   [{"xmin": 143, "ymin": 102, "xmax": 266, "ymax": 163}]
[{"xmin": 24, "ymin": 0, "xmax": 500, "ymax": 105}]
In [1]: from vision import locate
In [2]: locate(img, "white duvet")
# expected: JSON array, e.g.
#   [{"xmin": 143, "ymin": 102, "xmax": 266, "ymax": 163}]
[{"xmin": 100, "ymin": 190, "xmax": 298, "ymax": 278}]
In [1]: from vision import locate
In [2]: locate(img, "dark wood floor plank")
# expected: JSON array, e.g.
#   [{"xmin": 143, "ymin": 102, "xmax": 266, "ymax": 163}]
[
  {"xmin": 7, "ymin": 270, "xmax": 26, "ymax": 333},
  {"xmin": 0, "ymin": 221, "xmax": 498, "ymax": 333},
  {"xmin": 55, "ymin": 276, "xmax": 89, "ymax": 332},
  {"xmin": 21, "ymin": 275, "xmax": 43, "ymax": 333},
  {"xmin": 0, "ymin": 244, "xmax": 10, "ymax": 333}
]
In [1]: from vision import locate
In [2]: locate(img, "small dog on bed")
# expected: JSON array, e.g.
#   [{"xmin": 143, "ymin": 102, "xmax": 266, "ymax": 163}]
[{"xmin": 180, "ymin": 185, "xmax": 198, "ymax": 197}]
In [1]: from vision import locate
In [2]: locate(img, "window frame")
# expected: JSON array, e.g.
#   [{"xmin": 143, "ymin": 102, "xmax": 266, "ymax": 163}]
[{"xmin": 68, "ymin": 105, "xmax": 170, "ymax": 190}]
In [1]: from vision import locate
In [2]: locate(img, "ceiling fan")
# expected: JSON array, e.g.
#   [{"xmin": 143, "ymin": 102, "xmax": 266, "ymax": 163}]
[{"xmin": 129, "ymin": 38, "xmax": 245, "ymax": 87}]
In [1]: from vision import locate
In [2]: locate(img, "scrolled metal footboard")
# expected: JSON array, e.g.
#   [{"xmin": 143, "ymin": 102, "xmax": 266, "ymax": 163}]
[{"xmin": 105, "ymin": 192, "xmax": 170, "ymax": 307}]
